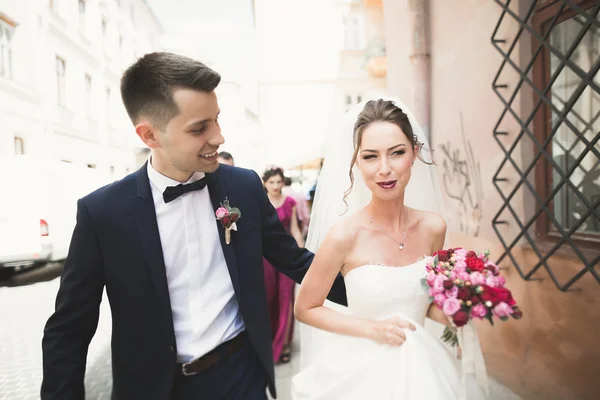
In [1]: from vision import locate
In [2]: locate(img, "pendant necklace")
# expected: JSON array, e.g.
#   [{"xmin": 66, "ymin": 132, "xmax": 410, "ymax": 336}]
[{"xmin": 366, "ymin": 208, "xmax": 409, "ymax": 250}]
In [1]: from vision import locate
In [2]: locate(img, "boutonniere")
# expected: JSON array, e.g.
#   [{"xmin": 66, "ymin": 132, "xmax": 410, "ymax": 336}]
[{"xmin": 215, "ymin": 198, "xmax": 241, "ymax": 244}]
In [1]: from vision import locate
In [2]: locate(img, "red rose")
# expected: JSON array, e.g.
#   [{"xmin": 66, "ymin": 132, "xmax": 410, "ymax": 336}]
[
  {"xmin": 443, "ymin": 280, "xmax": 454, "ymax": 290},
  {"xmin": 480, "ymin": 286, "xmax": 515, "ymax": 306},
  {"xmin": 453, "ymin": 311, "xmax": 469, "ymax": 327},
  {"xmin": 466, "ymin": 257, "xmax": 485, "ymax": 272},
  {"xmin": 466, "ymin": 251, "xmax": 478, "ymax": 258},
  {"xmin": 221, "ymin": 216, "xmax": 230, "ymax": 226},
  {"xmin": 434, "ymin": 250, "xmax": 450, "ymax": 262},
  {"xmin": 230, "ymin": 213, "xmax": 239, "ymax": 223},
  {"xmin": 512, "ymin": 307, "xmax": 523, "ymax": 319},
  {"xmin": 457, "ymin": 287, "xmax": 470, "ymax": 300},
  {"xmin": 470, "ymin": 296, "xmax": 480, "ymax": 305}
]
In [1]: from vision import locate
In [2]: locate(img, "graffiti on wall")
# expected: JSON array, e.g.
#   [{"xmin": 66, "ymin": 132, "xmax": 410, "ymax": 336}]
[{"xmin": 439, "ymin": 113, "xmax": 484, "ymax": 237}]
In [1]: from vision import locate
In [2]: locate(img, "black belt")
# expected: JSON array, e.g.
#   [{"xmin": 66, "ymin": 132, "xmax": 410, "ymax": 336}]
[{"xmin": 178, "ymin": 332, "xmax": 246, "ymax": 376}]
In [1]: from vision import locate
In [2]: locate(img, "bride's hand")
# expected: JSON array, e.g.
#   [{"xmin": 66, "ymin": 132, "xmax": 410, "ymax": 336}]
[{"xmin": 367, "ymin": 317, "xmax": 417, "ymax": 346}]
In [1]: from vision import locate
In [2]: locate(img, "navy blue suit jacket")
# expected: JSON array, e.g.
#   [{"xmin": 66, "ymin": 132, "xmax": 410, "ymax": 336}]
[{"xmin": 41, "ymin": 163, "xmax": 347, "ymax": 399}]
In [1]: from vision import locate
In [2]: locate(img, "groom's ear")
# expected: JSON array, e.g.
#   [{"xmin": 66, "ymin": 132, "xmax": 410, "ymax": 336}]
[{"xmin": 135, "ymin": 120, "xmax": 161, "ymax": 149}]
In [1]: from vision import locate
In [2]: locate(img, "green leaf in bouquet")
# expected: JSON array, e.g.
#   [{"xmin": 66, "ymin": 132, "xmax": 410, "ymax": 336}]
[
  {"xmin": 420, "ymin": 278, "xmax": 430, "ymax": 293},
  {"xmin": 230, "ymin": 207, "xmax": 242, "ymax": 218},
  {"xmin": 441, "ymin": 326, "xmax": 459, "ymax": 347},
  {"xmin": 433, "ymin": 254, "xmax": 439, "ymax": 266},
  {"xmin": 485, "ymin": 313, "xmax": 494, "ymax": 326}
]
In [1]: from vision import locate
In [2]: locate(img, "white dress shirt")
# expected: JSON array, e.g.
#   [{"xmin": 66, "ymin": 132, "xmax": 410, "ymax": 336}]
[{"xmin": 147, "ymin": 160, "xmax": 245, "ymax": 362}]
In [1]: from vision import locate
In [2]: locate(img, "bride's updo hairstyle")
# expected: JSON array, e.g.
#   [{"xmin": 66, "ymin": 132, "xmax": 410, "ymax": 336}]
[{"xmin": 343, "ymin": 99, "xmax": 432, "ymax": 207}]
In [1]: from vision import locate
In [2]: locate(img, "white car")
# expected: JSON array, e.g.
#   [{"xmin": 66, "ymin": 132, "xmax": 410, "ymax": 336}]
[{"xmin": 0, "ymin": 156, "xmax": 108, "ymax": 274}]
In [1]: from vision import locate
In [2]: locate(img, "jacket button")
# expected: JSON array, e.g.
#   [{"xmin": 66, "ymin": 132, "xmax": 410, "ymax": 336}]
[{"xmin": 170, "ymin": 345, "xmax": 175, "ymax": 353}]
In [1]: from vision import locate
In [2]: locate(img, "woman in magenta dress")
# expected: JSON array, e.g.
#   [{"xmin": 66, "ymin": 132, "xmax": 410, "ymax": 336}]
[{"xmin": 262, "ymin": 166, "xmax": 305, "ymax": 364}]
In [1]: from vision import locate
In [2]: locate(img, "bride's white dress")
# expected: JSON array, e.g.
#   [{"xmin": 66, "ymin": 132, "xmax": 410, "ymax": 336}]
[{"xmin": 292, "ymin": 259, "xmax": 483, "ymax": 400}]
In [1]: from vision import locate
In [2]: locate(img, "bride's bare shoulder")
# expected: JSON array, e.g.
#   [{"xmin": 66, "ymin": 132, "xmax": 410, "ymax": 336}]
[
  {"xmin": 323, "ymin": 210, "xmax": 365, "ymax": 249},
  {"xmin": 415, "ymin": 209, "xmax": 447, "ymax": 236}
]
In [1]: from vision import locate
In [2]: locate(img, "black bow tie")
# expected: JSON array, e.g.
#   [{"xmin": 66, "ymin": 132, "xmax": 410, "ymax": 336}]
[{"xmin": 163, "ymin": 178, "xmax": 207, "ymax": 203}]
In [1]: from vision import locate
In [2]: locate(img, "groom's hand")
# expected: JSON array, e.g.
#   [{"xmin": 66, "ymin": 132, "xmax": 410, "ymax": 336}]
[{"xmin": 367, "ymin": 317, "xmax": 417, "ymax": 346}]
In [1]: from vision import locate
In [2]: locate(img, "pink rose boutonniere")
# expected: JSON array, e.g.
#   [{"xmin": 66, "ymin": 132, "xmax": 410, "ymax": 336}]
[{"xmin": 215, "ymin": 198, "xmax": 241, "ymax": 244}]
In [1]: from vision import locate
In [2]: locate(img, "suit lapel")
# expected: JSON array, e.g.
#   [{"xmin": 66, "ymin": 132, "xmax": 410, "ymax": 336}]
[
  {"xmin": 206, "ymin": 170, "xmax": 242, "ymax": 300},
  {"xmin": 134, "ymin": 163, "xmax": 174, "ymax": 331}
]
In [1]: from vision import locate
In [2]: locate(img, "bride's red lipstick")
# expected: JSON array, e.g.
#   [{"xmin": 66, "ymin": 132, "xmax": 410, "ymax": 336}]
[{"xmin": 377, "ymin": 180, "xmax": 397, "ymax": 189}]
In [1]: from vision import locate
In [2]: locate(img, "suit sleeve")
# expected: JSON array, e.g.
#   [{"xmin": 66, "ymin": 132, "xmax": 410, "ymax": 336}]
[
  {"xmin": 255, "ymin": 172, "xmax": 347, "ymax": 306},
  {"xmin": 41, "ymin": 200, "xmax": 105, "ymax": 399}
]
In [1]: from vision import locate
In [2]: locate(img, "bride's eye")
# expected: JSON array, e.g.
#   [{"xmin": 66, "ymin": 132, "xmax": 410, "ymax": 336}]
[
  {"xmin": 362, "ymin": 155, "xmax": 376, "ymax": 160},
  {"xmin": 392, "ymin": 150, "xmax": 406, "ymax": 156}
]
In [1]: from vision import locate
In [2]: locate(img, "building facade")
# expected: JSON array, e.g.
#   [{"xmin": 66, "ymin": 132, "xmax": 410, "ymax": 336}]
[
  {"xmin": 379, "ymin": 0, "xmax": 599, "ymax": 399},
  {"xmin": 0, "ymin": 0, "xmax": 162, "ymax": 180},
  {"xmin": 253, "ymin": 0, "xmax": 387, "ymax": 171}
]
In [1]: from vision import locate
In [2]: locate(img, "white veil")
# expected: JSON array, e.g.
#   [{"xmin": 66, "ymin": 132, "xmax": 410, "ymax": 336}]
[{"xmin": 296, "ymin": 96, "xmax": 489, "ymax": 399}]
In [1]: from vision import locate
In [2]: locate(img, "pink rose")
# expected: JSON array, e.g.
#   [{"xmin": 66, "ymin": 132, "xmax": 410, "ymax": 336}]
[
  {"xmin": 434, "ymin": 293, "xmax": 447, "ymax": 307},
  {"xmin": 493, "ymin": 302, "xmax": 514, "ymax": 318},
  {"xmin": 471, "ymin": 303, "xmax": 488, "ymax": 319},
  {"xmin": 453, "ymin": 262, "xmax": 466, "ymax": 273},
  {"xmin": 470, "ymin": 272, "xmax": 486, "ymax": 286},
  {"xmin": 442, "ymin": 297, "xmax": 461, "ymax": 316},
  {"xmin": 486, "ymin": 276, "xmax": 499, "ymax": 288},
  {"xmin": 445, "ymin": 286, "xmax": 458, "ymax": 299},
  {"xmin": 485, "ymin": 261, "xmax": 500, "ymax": 275},
  {"xmin": 454, "ymin": 249, "xmax": 467, "ymax": 261},
  {"xmin": 426, "ymin": 271, "xmax": 436, "ymax": 284},
  {"xmin": 496, "ymin": 276, "xmax": 506, "ymax": 287},
  {"xmin": 216, "ymin": 207, "xmax": 229, "ymax": 219},
  {"xmin": 433, "ymin": 275, "xmax": 446, "ymax": 293},
  {"xmin": 458, "ymin": 272, "xmax": 471, "ymax": 282}
]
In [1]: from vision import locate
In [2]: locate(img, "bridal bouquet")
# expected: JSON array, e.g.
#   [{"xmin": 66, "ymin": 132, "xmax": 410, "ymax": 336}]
[{"xmin": 421, "ymin": 248, "xmax": 523, "ymax": 346}]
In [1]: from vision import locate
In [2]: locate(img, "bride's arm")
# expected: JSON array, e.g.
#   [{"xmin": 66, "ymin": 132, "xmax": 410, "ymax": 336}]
[
  {"xmin": 425, "ymin": 214, "xmax": 453, "ymax": 326},
  {"xmin": 295, "ymin": 223, "xmax": 415, "ymax": 345}
]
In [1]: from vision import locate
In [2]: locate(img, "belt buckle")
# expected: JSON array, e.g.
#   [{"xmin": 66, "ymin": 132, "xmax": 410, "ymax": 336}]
[{"xmin": 181, "ymin": 360, "xmax": 197, "ymax": 376}]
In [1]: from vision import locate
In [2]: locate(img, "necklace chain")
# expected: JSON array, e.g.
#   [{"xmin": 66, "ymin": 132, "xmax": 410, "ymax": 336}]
[{"xmin": 366, "ymin": 209, "xmax": 409, "ymax": 250}]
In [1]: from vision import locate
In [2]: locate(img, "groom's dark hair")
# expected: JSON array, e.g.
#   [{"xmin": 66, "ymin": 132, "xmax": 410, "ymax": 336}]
[{"xmin": 120, "ymin": 52, "xmax": 221, "ymax": 129}]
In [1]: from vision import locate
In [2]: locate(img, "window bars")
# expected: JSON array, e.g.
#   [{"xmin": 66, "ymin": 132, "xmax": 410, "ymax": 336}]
[{"xmin": 491, "ymin": 0, "xmax": 600, "ymax": 291}]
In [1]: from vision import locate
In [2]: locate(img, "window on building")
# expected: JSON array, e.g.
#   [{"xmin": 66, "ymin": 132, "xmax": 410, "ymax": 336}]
[
  {"xmin": 78, "ymin": 0, "xmax": 86, "ymax": 31},
  {"xmin": 14, "ymin": 137, "xmax": 24, "ymax": 155},
  {"xmin": 84, "ymin": 74, "xmax": 92, "ymax": 115},
  {"xmin": 0, "ymin": 14, "xmax": 16, "ymax": 79},
  {"xmin": 532, "ymin": 1, "xmax": 600, "ymax": 241},
  {"xmin": 345, "ymin": 94, "xmax": 363, "ymax": 112},
  {"xmin": 343, "ymin": 14, "xmax": 361, "ymax": 50},
  {"xmin": 56, "ymin": 56, "xmax": 66, "ymax": 106}
]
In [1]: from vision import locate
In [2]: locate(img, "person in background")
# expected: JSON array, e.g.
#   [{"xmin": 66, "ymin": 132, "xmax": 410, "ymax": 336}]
[
  {"xmin": 218, "ymin": 151, "xmax": 234, "ymax": 166},
  {"xmin": 282, "ymin": 176, "xmax": 310, "ymax": 238},
  {"xmin": 262, "ymin": 166, "xmax": 303, "ymax": 364}
]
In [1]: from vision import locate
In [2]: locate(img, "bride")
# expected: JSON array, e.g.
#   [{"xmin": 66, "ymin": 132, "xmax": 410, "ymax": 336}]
[{"xmin": 291, "ymin": 98, "xmax": 488, "ymax": 399}]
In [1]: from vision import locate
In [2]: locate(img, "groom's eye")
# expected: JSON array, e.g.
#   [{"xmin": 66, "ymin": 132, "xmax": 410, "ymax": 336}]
[{"xmin": 191, "ymin": 126, "xmax": 207, "ymax": 134}]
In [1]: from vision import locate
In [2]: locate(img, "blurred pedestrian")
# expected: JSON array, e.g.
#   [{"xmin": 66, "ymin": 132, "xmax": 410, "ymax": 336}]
[
  {"xmin": 262, "ymin": 166, "xmax": 303, "ymax": 364},
  {"xmin": 218, "ymin": 151, "xmax": 234, "ymax": 166},
  {"xmin": 282, "ymin": 176, "xmax": 310, "ymax": 238}
]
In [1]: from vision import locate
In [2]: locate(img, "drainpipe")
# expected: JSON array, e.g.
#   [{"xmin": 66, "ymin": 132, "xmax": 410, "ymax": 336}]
[{"xmin": 407, "ymin": 0, "xmax": 431, "ymax": 143}]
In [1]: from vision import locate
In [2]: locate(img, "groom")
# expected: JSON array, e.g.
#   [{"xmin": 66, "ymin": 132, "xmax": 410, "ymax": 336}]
[{"xmin": 41, "ymin": 52, "xmax": 347, "ymax": 400}]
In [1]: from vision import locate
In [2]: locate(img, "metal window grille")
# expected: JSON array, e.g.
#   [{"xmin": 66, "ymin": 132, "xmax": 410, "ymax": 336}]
[{"xmin": 491, "ymin": 0, "xmax": 600, "ymax": 291}]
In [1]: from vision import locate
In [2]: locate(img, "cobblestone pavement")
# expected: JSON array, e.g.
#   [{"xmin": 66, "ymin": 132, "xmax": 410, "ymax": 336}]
[{"xmin": 0, "ymin": 267, "xmax": 521, "ymax": 400}]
